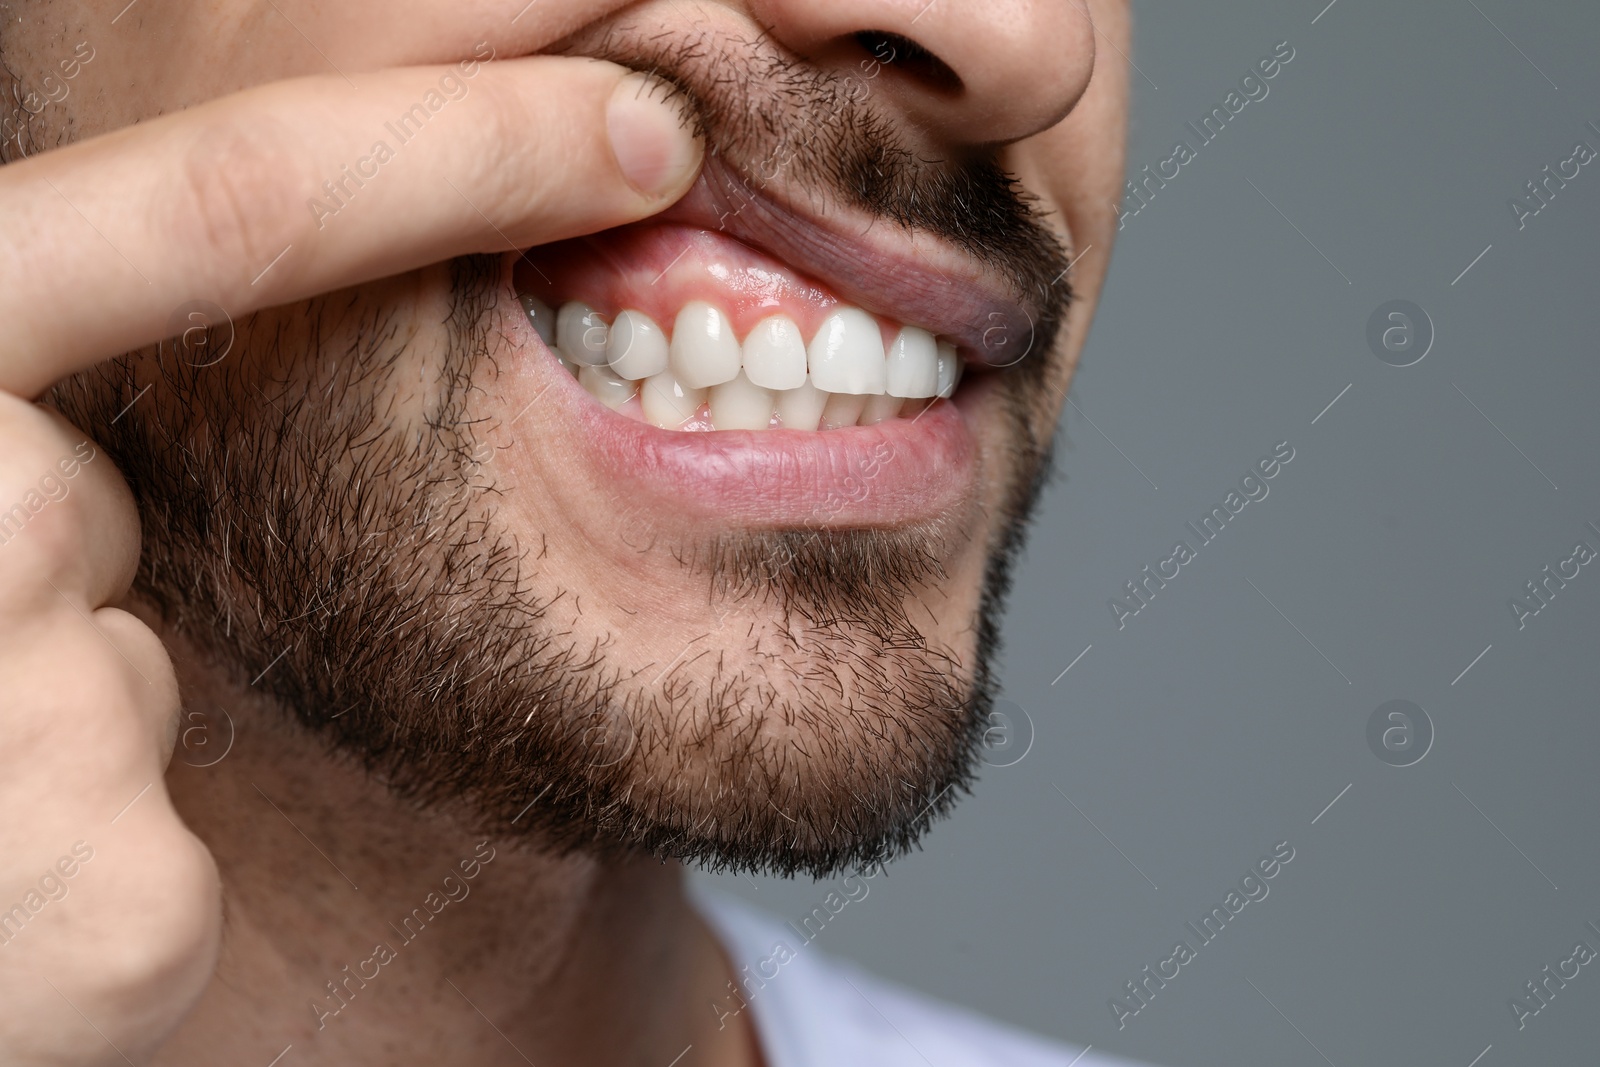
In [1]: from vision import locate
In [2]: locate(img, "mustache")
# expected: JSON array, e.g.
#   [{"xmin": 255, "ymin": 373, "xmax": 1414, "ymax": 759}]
[{"xmin": 556, "ymin": 22, "xmax": 1073, "ymax": 363}]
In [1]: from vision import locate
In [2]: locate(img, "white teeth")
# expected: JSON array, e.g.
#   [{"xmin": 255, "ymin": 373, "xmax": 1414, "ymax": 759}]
[
  {"xmin": 935, "ymin": 340, "xmax": 961, "ymax": 399},
  {"xmin": 606, "ymin": 309, "xmax": 669, "ymax": 380},
  {"xmin": 807, "ymin": 307, "xmax": 887, "ymax": 395},
  {"xmin": 640, "ymin": 370, "xmax": 706, "ymax": 429},
  {"xmin": 774, "ymin": 378, "xmax": 829, "ymax": 431},
  {"xmin": 670, "ymin": 301, "xmax": 742, "ymax": 389},
  {"xmin": 557, "ymin": 301, "xmax": 609, "ymax": 367},
  {"xmin": 819, "ymin": 392, "xmax": 868, "ymax": 430},
  {"xmin": 540, "ymin": 296, "xmax": 957, "ymax": 430},
  {"xmin": 520, "ymin": 293, "xmax": 557, "ymax": 347},
  {"xmin": 741, "ymin": 315, "xmax": 808, "ymax": 391},
  {"xmin": 708, "ymin": 372, "xmax": 774, "ymax": 431},
  {"xmin": 860, "ymin": 393, "xmax": 904, "ymax": 426},
  {"xmin": 579, "ymin": 363, "xmax": 635, "ymax": 410},
  {"xmin": 886, "ymin": 326, "xmax": 939, "ymax": 399}
]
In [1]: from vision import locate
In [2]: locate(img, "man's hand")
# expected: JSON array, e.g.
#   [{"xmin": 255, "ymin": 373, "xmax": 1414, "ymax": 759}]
[{"xmin": 0, "ymin": 54, "xmax": 701, "ymax": 1064}]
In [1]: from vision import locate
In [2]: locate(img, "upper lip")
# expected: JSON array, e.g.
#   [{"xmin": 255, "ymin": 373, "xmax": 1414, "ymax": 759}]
[{"xmin": 651, "ymin": 157, "xmax": 1044, "ymax": 369}]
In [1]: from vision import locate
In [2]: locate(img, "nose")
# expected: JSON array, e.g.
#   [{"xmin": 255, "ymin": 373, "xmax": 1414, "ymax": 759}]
[{"xmin": 742, "ymin": 0, "xmax": 1097, "ymax": 145}]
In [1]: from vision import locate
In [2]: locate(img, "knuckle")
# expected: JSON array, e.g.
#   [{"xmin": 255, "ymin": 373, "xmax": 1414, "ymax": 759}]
[
  {"xmin": 0, "ymin": 400, "xmax": 137, "ymax": 606},
  {"xmin": 4, "ymin": 621, "xmax": 176, "ymax": 779},
  {"xmin": 0, "ymin": 393, "xmax": 74, "ymax": 486},
  {"xmin": 93, "ymin": 608, "xmax": 180, "ymax": 721},
  {"xmin": 0, "ymin": 407, "xmax": 90, "ymax": 585},
  {"xmin": 0, "ymin": 487, "xmax": 82, "ymax": 591},
  {"xmin": 170, "ymin": 115, "xmax": 310, "ymax": 294},
  {"xmin": 90, "ymin": 831, "xmax": 220, "ymax": 995},
  {"xmin": 464, "ymin": 74, "xmax": 555, "ymax": 216}
]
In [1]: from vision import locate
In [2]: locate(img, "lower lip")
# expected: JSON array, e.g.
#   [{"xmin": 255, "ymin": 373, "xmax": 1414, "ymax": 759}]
[{"xmin": 494, "ymin": 280, "xmax": 981, "ymax": 529}]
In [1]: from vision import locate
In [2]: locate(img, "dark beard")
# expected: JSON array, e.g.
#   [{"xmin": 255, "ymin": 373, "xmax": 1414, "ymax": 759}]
[{"xmin": 44, "ymin": 32, "xmax": 1065, "ymax": 879}]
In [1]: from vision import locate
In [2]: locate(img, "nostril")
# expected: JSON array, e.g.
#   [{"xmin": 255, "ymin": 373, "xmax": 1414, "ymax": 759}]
[{"xmin": 851, "ymin": 30, "xmax": 963, "ymax": 94}]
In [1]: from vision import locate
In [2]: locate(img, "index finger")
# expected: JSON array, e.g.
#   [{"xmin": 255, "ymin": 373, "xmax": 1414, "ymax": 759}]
[{"xmin": 0, "ymin": 54, "xmax": 702, "ymax": 397}]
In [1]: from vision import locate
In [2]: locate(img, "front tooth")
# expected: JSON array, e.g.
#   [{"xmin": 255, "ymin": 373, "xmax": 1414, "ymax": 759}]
[
  {"xmin": 774, "ymin": 378, "xmax": 828, "ymax": 431},
  {"xmin": 886, "ymin": 326, "xmax": 939, "ymax": 398},
  {"xmin": 640, "ymin": 369, "xmax": 707, "ymax": 429},
  {"xmin": 670, "ymin": 301, "xmax": 741, "ymax": 389},
  {"xmin": 819, "ymin": 392, "xmax": 867, "ymax": 430},
  {"xmin": 519, "ymin": 293, "xmax": 557, "ymax": 346},
  {"xmin": 742, "ymin": 315, "xmax": 808, "ymax": 391},
  {"xmin": 807, "ymin": 307, "xmax": 887, "ymax": 395},
  {"xmin": 935, "ymin": 340, "xmax": 962, "ymax": 398},
  {"xmin": 860, "ymin": 394, "xmax": 904, "ymax": 425},
  {"xmin": 579, "ymin": 363, "xmax": 636, "ymax": 410},
  {"xmin": 557, "ymin": 301, "xmax": 609, "ymax": 367},
  {"xmin": 708, "ymin": 372, "xmax": 774, "ymax": 431},
  {"xmin": 606, "ymin": 309, "xmax": 669, "ymax": 380}
]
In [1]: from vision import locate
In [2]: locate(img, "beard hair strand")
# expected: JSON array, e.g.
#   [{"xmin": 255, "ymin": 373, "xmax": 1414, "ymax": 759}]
[{"xmin": 47, "ymin": 255, "xmax": 1052, "ymax": 879}]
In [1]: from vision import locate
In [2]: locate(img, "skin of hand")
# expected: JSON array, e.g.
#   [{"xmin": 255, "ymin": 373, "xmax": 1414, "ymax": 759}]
[{"xmin": 0, "ymin": 56, "xmax": 703, "ymax": 1065}]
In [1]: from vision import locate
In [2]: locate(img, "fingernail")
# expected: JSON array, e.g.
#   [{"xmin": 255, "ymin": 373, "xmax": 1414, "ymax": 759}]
[{"xmin": 607, "ymin": 73, "xmax": 703, "ymax": 199}]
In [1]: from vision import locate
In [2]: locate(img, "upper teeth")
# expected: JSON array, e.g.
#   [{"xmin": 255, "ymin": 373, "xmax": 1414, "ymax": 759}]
[
  {"xmin": 741, "ymin": 315, "xmax": 808, "ymax": 391},
  {"xmin": 555, "ymin": 301, "xmax": 610, "ymax": 368},
  {"xmin": 808, "ymin": 307, "xmax": 887, "ymax": 395},
  {"xmin": 519, "ymin": 295, "xmax": 962, "ymax": 430},
  {"xmin": 671, "ymin": 301, "xmax": 743, "ymax": 390},
  {"xmin": 606, "ymin": 309, "xmax": 669, "ymax": 380}
]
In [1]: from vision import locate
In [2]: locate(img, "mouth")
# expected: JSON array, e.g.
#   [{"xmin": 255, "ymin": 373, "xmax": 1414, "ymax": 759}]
[
  {"xmin": 497, "ymin": 168, "xmax": 1051, "ymax": 527},
  {"xmin": 517, "ymin": 223, "xmax": 964, "ymax": 432}
]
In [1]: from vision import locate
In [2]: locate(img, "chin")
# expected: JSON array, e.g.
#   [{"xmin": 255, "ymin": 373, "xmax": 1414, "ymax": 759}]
[{"xmin": 46, "ymin": 75, "xmax": 1066, "ymax": 878}]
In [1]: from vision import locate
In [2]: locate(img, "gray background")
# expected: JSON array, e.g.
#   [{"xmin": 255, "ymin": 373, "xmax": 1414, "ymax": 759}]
[{"xmin": 699, "ymin": 1, "xmax": 1600, "ymax": 1064}]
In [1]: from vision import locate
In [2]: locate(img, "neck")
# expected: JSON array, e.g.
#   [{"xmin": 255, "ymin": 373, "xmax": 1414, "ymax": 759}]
[{"xmin": 152, "ymin": 633, "xmax": 762, "ymax": 1067}]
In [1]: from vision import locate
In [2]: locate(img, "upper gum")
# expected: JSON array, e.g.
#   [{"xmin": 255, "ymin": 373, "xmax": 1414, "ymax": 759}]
[{"xmin": 516, "ymin": 224, "xmax": 919, "ymax": 349}]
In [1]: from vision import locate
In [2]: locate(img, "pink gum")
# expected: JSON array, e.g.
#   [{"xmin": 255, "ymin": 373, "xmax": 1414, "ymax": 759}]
[{"xmin": 516, "ymin": 223, "xmax": 910, "ymax": 350}]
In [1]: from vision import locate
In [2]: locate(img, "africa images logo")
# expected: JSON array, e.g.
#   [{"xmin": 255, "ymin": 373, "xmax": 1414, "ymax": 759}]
[
  {"xmin": 1116, "ymin": 40, "xmax": 1297, "ymax": 229},
  {"xmin": 1107, "ymin": 442, "xmax": 1295, "ymax": 630},
  {"xmin": 1108, "ymin": 841, "xmax": 1296, "ymax": 1029}
]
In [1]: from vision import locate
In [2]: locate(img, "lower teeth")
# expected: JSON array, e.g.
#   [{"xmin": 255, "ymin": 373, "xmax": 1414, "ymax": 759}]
[
  {"xmin": 572, "ymin": 361, "xmax": 937, "ymax": 430},
  {"xmin": 520, "ymin": 293, "xmax": 959, "ymax": 432}
]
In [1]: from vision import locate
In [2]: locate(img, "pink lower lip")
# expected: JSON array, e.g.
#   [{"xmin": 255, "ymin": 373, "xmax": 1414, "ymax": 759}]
[{"xmin": 496, "ymin": 287, "xmax": 980, "ymax": 528}]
